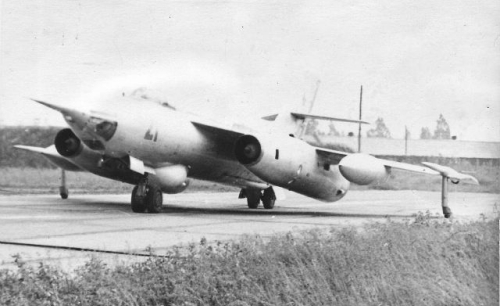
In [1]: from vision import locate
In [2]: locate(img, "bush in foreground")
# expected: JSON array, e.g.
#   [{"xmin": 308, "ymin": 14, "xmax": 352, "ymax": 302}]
[{"xmin": 0, "ymin": 215, "xmax": 498, "ymax": 306}]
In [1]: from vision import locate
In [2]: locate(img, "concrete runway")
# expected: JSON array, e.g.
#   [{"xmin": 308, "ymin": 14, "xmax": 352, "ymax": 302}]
[{"xmin": 0, "ymin": 190, "xmax": 497, "ymax": 271}]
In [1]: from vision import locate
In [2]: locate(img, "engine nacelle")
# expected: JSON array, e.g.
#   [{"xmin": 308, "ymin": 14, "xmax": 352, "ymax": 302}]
[
  {"xmin": 338, "ymin": 153, "xmax": 388, "ymax": 185},
  {"xmin": 55, "ymin": 129, "xmax": 104, "ymax": 170},
  {"xmin": 234, "ymin": 134, "xmax": 350, "ymax": 202},
  {"xmin": 153, "ymin": 165, "xmax": 190, "ymax": 194},
  {"xmin": 54, "ymin": 128, "xmax": 142, "ymax": 185},
  {"xmin": 55, "ymin": 128, "xmax": 84, "ymax": 157}
]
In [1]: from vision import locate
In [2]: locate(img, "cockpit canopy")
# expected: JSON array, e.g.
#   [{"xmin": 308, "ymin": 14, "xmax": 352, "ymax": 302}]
[{"xmin": 128, "ymin": 87, "xmax": 176, "ymax": 111}]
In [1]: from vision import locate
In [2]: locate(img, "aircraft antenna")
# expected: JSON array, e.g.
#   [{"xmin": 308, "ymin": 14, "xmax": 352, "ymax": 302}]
[
  {"xmin": 405, "ymin": 126, "xmax": 409, "ymax": 155},
  {"xmin": 357, "ymin": 85, "xmax": 363, "ymax": 153},
  {"xmin": 298, "ymin": 80, "xmax": 321, "ymax": 139},
  {"xmin": 308, "ymin": 80, "xmax": 321, "ymax": 113}
]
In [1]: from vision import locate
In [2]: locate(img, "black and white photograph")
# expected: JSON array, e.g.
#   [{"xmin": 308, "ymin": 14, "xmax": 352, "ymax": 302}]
[{"xmin": 0, "ymin": 0, "xmax": 498, "ymax": 304}]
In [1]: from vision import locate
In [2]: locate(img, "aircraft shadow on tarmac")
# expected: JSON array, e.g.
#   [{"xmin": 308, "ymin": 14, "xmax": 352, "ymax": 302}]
[{"xmin": 76, "ymin": 200, "xmax": 422, "ymax": 219}]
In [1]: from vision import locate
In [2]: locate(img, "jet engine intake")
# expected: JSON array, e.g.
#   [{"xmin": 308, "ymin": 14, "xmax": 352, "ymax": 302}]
[
  {"xmin": 53, "ymin": 128, "xmax": 142, "ymax": 185},
  {"xmin": 338, "ymin": 153, "xmax": 388, "ymax": 185},
  {"xmin": 55, "ymin": 128, "xmax": 83, "ymax": 157},
  {"xmin": 234, "ymin": 135, "xmax": 262, "ymax": 165}
]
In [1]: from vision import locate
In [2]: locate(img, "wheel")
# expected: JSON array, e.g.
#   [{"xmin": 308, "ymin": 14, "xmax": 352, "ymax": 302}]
[
  {"xmin": 246, "ymin": 189, "xmax": 261, "ymax": 209},
  {"xmin": 131, "ymin": 185, "xmax": 147, "ymax": 213},
  {"xmin": 146, "ymin": 185, "xmax": 163, "ymax": 213},
  {"xmin": 262, "ymin": 188, "xmax": 276, "ymax": 210},
  {"xmin": 59, "ymin": 186, "xmax": 69, "ymax": 199}
]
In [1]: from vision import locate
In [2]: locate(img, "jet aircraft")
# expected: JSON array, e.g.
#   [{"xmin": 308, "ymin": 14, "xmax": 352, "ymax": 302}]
[{"xmin": 15, "ymin": 87, "xmax": 479, "ymax": 218}]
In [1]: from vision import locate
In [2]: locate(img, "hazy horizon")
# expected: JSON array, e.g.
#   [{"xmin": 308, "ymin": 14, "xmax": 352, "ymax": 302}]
[{"xmin": 1, "ymin": 0, "xmax": 499, "ymax": 141}]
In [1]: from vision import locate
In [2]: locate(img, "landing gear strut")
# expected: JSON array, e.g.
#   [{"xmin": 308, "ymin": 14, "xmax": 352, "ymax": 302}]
[
  {"xmin": 59, "ymin": 169, "xmax": 68, "ymax": 199},
  {"xmin": 240, "ymin": 187, "xmax": 277, "ymax": 209},
  {"xmin": 441, "ymin": 176, "xmax": 452, "ymax": 218},
  {"xmin": 131, "ymin": 176, "xmax": 163, "ymax": 213}
]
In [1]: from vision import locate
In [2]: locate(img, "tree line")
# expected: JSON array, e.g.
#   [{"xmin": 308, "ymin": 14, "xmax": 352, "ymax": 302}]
[
  {"xmin": 305, "ymin": 114, "xmax": 453, "ymax": 139},
  {"xmin": 0, "ymin": 127, "xmax": 60, "ymax": 168}
]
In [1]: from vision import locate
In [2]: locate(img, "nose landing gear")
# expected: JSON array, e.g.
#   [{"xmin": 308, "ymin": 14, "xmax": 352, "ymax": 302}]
[{"xmin": 131, "ymin": 176, "xmax": 163, "ymax": 213}]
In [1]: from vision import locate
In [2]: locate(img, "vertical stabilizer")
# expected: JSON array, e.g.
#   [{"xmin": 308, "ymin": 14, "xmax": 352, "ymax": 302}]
[{"xmin": 261, "ymin": 112, "xmax": 305, "ymax": 136}]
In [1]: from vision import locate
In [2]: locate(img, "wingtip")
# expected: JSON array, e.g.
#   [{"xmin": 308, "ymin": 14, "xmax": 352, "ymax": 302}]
[
  {"xmin": 464, "ymin": 175, "xmax": 480, "ymax": 185},
  {"xmin": 422, "ymin": 162, "xmax": 480, "ymax": 185}
]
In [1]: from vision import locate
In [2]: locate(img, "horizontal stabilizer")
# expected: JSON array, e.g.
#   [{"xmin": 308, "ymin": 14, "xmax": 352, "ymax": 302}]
[
  {"xmin": 291, "ymin": 112, "xmax": 369, "ymax": 124},
  {"xmin": 14, "ymin": 145, "xmax": 82, "ymax": 171}
]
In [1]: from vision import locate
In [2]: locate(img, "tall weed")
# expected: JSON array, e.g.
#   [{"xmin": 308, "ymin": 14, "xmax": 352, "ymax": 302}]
[{"xmin": 0, "ymin": 216, "xmax": 497, "ymax": 306}]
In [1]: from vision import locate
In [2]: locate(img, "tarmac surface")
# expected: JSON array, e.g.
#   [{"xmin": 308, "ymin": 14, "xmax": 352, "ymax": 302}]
[{"xmin": 0, "ymin": 190, "xmax": 497, "ymax": 271}]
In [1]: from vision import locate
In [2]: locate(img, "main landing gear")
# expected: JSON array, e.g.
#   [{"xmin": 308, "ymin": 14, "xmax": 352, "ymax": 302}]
[
  {"xmin": 240, "ymin": 187, "xmax": 277, "ymax": 210},
  {"xmin": 131, "ymin": 176, "xmax": 163, "ymax": 213}
]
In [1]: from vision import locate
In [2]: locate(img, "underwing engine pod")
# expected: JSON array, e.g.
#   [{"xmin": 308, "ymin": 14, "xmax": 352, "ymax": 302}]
[
  {"xmin": 422, "ymin": 162, "xmax": 480, "ymax": 218},
  {"xmin": 54, "ymin": 128, "xmax": 105, "ymax": 171}
]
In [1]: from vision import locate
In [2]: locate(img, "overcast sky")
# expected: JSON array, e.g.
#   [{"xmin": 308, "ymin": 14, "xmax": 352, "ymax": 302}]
[{"xmin": 1, "ymin": 0, "xmax": 499, "ymax": 141}]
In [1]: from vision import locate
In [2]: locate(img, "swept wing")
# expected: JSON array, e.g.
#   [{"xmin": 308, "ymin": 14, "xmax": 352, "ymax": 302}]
[{"xmin": 14, "ymin": 145, "xmax": 83, "ymax": 171}]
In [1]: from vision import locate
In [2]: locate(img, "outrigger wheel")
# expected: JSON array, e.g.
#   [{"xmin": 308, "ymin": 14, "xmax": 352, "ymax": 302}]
[
  {"xmin": 422, "ymin": 162, "xmax": 479, "ymax": 219},
  {"xmin": 59, "ymin": 169, "xmax": 69, "ymax": 199}
]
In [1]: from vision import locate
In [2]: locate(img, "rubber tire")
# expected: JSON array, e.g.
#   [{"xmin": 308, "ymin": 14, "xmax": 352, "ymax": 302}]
[
  {"xmin": 247, "ymin": 189, "xmax": 261, "ymax": 209},
  {"xmin": 59, "ymin": 186, "xmax": 69, "ymax": 199},
  {"xmin": 146, "ymin": 185, "xmax": 163, "ymax": 213},
  {"xmin": 262, "ymin": 188, "xmax": 276, "ymax": 210},
  {"xmin": 131, "ymin": 185, "xmax": 147, "ymax": 213}
]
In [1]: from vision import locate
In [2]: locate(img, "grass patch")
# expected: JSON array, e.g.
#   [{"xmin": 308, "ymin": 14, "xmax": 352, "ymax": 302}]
[
  {"xmin": 0, "ymin": 168, "xmax": 238, "ymax": 194},
  {"xmin": 1, "ymin": 164, "xmax": 498, "ymax": 195},
  {"xmin": 0, "ymin": 215, "xmax": 498, "ymax": 306}
]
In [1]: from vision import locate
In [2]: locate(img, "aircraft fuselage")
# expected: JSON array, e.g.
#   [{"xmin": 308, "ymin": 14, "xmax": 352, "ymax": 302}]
[{"xmin": 59, "ymin": 94, "xmax": 350, "ymax": 202}]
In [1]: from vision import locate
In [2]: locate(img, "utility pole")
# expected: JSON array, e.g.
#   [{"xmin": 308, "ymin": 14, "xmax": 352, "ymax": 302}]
[
  {"xmin": 308, "ymin": 80, "xmax": 321, "ymax": 113},
  {"xmin": 357, "ymin": 85, "xmax": 363, "ymax": 153},
  {"xmin": 404, "ymin": 126, "xmax": 408, "ymax": 155}
]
